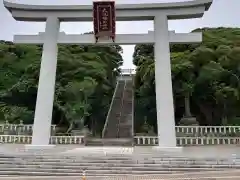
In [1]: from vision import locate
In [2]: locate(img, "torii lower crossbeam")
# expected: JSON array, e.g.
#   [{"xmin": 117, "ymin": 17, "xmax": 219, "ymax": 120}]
[{"xmin": 14, "ymin": 31, "xmax": 202, "ymax": 45}]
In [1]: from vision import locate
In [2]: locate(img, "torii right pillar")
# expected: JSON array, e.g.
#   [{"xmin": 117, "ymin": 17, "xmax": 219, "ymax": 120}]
[{"xmin": 154, "ymin": 14, "xmax": 178, "ymax": 150}]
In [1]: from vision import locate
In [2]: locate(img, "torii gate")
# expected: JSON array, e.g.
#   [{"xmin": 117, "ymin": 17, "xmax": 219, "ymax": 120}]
[{"xmin": 3, "ymin": 0, "xmax": 212, "ymax": 150}]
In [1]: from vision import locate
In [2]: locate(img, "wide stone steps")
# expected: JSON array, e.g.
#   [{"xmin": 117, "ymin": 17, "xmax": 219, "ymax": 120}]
[
  {"xmin": 0, "ymin": 167, "xmax": 235, "ymax": 176},
  {"xmin": 0, "ymin": 156, "xmax": 238, "ymax": 167},
  {"xmin": 1, "ymin": 172, "xmax": 240, "ymax": 180},
  {"xmin": 0, "ymin": 169, "xmax": 235, "ymax": 177},
  {"xmin": 1, "ymin": 156, "xmax": 238, "ymax": 163},
  {"xmin": 0, "ymin": 154, "xmax": 238, "ymax": 162},
  {"xmin": 0, "ymin": 165, "xmax": 230, "ymax": 171},
  {"xmin": 0, "ymin": 160, "xmax": 238, "ymax": 165},
  {"xmin": 0, "ymin": 162, "xmax": 238, "ymax": 169},
  {"xmin": 0, "ymin": 165, "xmax": 233, "ymax": 176},
  {"xmin": 0, "ymin": 171, "xmax": 186, "ymax": 177},
  {"xmin": 0, "ymin": 153, "xmax": 240, "ymax": 163},
  {"xmin": 0, "ymin": 149, "xmax": 238, "ymax": 177}
]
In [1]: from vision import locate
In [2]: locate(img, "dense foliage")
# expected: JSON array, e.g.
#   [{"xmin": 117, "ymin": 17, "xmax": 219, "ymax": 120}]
[
  {"xmin": 0, "ymin": 42, "xmax": 123, "ymax": 135},
  {"xmin": 0, "ymin": 28, "xmax": 239, "ymax": 135},
  {"xmin": 134, "ymin": 28, "xmax": 240, "ymax": 133}
]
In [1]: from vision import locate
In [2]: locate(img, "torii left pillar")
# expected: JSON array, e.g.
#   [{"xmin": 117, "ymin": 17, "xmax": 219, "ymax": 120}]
[{"xmin": 27, "ymin": 17, "xmax": 60, "ymax": 147}]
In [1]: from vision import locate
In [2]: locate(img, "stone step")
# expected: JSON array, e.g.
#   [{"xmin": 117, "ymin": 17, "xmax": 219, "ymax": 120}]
[
  {"xmin": 0, "ymin": 168, "xmax": 226, "ymax": 175},
  {"xmin": 0, "ymin": 157, "xmax": 238, "ymax": 163},
  {"xmin": 0, "ymin": 158, "xmax": 238, "ymax": 164},
  {"xmin": 0, "ymin": 163, "xmax": 238, "ymax": 169},
  {"xmin": 1, "ymin": 159, "xmax": 237, "ymax": 165},
  {"xmin": 1, "ymin": 173, "xmax": 239, "ymax": 180},
  {"xmin": 0, "ymin": 171, "xmax": 189, "ymax": 176},
  {"xmin": 77, "ymin": 158, "xmax": 238, "ymax": 163},
  {"xmin": 1, "ymin": 154, "xmax": 237, "ymax": 160},
  {"xmin": 0, "ymin": 161, "xmax": 238, "ymax": 167},
  {"xmin": 0, "ymin": 161, "xmax": 240, "ymax": 167},
  {"xmin": 0, "ymin": 158, "xmax": 240, "ymax": 164},
  {"xmin": 83, "ymin": 156, "xmax": 237, "ymax": 160},
  {"xmin": 0, "ymin": 154, "xmax": 135, "ymax": 158},
  {"xmin": 0, "ymin": 156, "xmax": 238, "ymax": 163},
  {"xmin": 1, "ymin": 157, "xmax": 237, "ymax": 163}
]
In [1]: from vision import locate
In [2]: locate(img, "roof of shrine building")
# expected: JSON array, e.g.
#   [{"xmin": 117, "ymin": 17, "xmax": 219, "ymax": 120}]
[{"xmin": 3, "ymin": 0, "xmax": 212, "ymax": 21}]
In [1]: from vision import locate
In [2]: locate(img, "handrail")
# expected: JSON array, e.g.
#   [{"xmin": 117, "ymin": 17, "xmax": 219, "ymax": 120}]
[
  {"xmin": 102, "ymin": 81, "xmax": 119, "ymax": 138},
  {"xmin": 131, "ymin": 79, "xmax": 134, "ymax": 139},
  {"xmin": 117, "ymin": 80, "xmax": 127, "ymax": 138}
]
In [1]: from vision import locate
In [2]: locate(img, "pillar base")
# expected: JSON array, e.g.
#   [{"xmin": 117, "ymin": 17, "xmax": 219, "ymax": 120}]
[
  {"xmin": 25, "ymin": 144, "xmax": 55, "ymax": 150},
  {"xmin": 152, "ymin": 146, "xmax": 182, "ymax": 153}
]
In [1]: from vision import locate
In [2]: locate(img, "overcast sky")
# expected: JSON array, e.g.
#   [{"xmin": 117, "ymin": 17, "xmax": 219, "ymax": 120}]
[{"xmin": 0, "ymin": 0, "xmax": 239, "ymax": 69}]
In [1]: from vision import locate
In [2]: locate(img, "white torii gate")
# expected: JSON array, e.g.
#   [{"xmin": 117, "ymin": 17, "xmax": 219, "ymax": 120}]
[{"xmin": 3, "ymin": 0, "xmax": 212, "ymax": 150}]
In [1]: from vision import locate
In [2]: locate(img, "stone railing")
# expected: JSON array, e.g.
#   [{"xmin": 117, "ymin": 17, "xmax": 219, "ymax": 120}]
[
  {"xmin": 135, "ymin": 126, "xmax": 240, "ymax": 146},
  {"xmin": 134, "ymin": 136, "xmax": 240, "ymax": 146},
  {"xmin": 0, "ymin": 126, "xmax": 239, "ymax": 146},
  {"xmin": 0, "ymin": 121, "xmax": 56, "ymax": 135},
  {"xmin": 0, "ymin": 135, "xmax": 84, "ymax": 145},
  {"xmin": 175, "ymin": 126, "xmax": 240, "ymax": 137},
  {"xmin": 120, "ymin": 68, "xmax": 135, "ymax": 75},
  {"xmin": 0, "ymin": 134, "xmax": 239, "ymax": 146}
]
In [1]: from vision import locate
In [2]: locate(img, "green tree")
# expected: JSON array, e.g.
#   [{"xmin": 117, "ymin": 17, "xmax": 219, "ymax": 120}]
[
  {"xmin": 0, "ymin": 41, "xmax": 123, "ymax": 135},
  {"xmin": 133, "ymin": 28, "xmax": 240, "ymax": 133}
]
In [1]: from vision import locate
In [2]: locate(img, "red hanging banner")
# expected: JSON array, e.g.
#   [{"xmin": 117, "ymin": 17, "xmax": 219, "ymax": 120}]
[{"xmin": 93, "ymin": 1, "xmax": 116, "ymax": 43}]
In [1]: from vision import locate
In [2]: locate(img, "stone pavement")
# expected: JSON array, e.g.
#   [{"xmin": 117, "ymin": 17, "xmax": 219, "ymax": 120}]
[
  {"xmin": 60, "ymin": 145, "xmax": 240, "ymax": 158},
  {"xmin": 1, "ymin": 170, "xmax": 240, "ymax": 179},
  {"xmin": 0, "ymin": 144, "xmax": 240, "ymax": 158}
]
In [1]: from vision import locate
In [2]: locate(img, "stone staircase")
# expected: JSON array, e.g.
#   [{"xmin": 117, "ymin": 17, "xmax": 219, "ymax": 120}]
[
  {"xmin": 86, "ymin": 74, "xmax": 134, "ymax": 146},
  {"xmin": 102, "ymin": 80, "xmax": 125, "ymax": 139},
  {"xmin": 103, "ymin": 78, "xmax": 134, "ymax": 140},
  {"xmin": 117, "ymin": 79, "xmax": 134, "ymax": 139},
  {"xmin": 0, "ymin": 147, "xmax": 238, "ymax": 177}
]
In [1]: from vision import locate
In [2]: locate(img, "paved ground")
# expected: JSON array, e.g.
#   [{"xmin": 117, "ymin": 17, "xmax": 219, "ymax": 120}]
[
  {"xmin": 1, "ymin": 170, "xmax": 240, "ymax": 179},
  {"xmin": 0, "ymin": 144, "xmax": 240, "ymax": 158}
]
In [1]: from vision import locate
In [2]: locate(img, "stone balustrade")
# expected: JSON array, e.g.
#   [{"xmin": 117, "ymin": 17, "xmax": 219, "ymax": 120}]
[
  {"xmin": 120, "ymin": 68, "xmax": 135, "ymax": 75},
  {"xmin": 135, "ymin": 126, "xmax": 240, "ymax": 146},
  {"xmin": 0, "ymin": 121, "xmax": 56, "ymax": 135},
  {"xmin": 134, "ymin": 136, "xmax": 240, "ymax": 146},
  {"xmin": 0, "ymin": 135, "xmax": 84, "ymax": 144},
  {"xmin": 175, "ymin": 126, "xmax": 240, "ymax": 137},
  {"xmin": 50, "ymin": 136, "xmax": 84, "ymax": 144},
  {"xmin": 0, "ymin": 125, "xmax": 239, "ymax": 146},
  {"xmin": 0, "ymin": 135, "xmax": 239, "ymax": 146}
]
